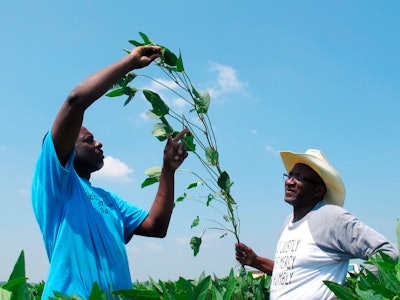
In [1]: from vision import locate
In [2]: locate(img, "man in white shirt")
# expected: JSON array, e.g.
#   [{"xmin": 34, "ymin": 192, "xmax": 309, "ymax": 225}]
[{"xmin": 235, "ymin": 149, "xmax": 398, "ymax": 300}]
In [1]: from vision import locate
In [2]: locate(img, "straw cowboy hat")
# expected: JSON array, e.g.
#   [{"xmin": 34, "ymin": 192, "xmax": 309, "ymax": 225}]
[{"xmin": 279, "ymin": 149, "xmax": 346, "ymax": 207}]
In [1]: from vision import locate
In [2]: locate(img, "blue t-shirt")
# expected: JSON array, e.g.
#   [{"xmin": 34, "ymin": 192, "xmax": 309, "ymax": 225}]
[{"xmin": 32, "ymin": 132, "xmax": 148, "ymax": 299}]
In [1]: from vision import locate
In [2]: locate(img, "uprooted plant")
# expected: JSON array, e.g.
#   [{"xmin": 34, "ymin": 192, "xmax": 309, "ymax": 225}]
[{"xmin": 106, "ymin": 32, "xmax": 241, "ymax": 257}]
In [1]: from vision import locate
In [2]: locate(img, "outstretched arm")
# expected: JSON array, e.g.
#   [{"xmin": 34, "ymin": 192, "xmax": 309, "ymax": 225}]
[
  {"xmin": 235, "ymin": 242, "xmax": 274, "ymax": 275},
  {"xmin": 134, "ymin": 129, "xmax": 189, "ymax": 238},
  {"xmin": 52, "ymin": 46, "xmax": 161, "ymax": 166}
]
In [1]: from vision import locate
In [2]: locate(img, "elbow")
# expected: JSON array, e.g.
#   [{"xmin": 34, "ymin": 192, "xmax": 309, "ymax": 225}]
[
  {"xmin": 66, "ymin": 89, "xmax": 80, "ymax": 106},
  {"xmin": 65, "ymin": 88, "xmax": 88, "ymax": 110},
  {"xmin": 154, "ymin": 227, "xmax": 168, "ymax": 238}
]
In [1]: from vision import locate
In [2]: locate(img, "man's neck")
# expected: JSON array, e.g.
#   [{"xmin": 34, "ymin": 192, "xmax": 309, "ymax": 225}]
[
  {"xmin": 292, "ymin": 201, "xmax": 321, "ymax": 222},
  {"xmin": 76, "ymin": 168, "xmax": 91, "ymax": 180}
]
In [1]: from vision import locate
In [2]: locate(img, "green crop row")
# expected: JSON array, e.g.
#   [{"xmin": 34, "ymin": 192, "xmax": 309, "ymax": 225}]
[
  {"xmin": 0, "ymin": 252, "xmax": 270, "ymax": 300},
  {"xmin": 2, "ymin": 219, "xmax": 398, "ymax": 299},
  {"xmin": 2, "ymin": 250, "xmax": 399, "ymax": 300}
]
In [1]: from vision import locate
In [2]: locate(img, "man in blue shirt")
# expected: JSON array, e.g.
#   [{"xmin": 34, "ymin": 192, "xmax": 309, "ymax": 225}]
[{"xmin": 32, "ymin": 45, "xmax": 189, "ymax": 299}]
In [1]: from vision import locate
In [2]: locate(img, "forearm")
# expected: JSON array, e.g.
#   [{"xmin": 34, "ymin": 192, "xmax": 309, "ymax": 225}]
[
  {"xmin": 134, "ymin": 129, "xmax": 188, "ymax": 238},
  {"xmin": 146, "ymin": 166, "xmax": 176, "ymax": 237},
  {"xmin": 67, "ymin": 55, "xmax": 136, "ymax": 108},
  {"xmin": 52, "ymin": 55, "xmax": 137, "ymax": 163},
  {"xmin": 249, "ymin": 256, "xmax": 275, "ymax": 275}
]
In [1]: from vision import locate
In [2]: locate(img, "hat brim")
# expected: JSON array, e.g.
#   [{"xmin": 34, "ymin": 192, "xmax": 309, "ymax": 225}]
[{"xmin": 279, "ymin": 150, "xmax": 346, "ymax": 207}]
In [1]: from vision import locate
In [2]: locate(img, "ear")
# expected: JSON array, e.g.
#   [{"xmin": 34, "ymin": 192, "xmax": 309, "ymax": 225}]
[{"xmin": 314, "ymin": 185, "xmax": 327, "ymax": 198}]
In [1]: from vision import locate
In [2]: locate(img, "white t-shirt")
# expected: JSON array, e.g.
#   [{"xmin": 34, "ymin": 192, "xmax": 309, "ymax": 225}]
[{"xmin": 270, "ymin": 201, "xmax": 398, "ymax": 300}]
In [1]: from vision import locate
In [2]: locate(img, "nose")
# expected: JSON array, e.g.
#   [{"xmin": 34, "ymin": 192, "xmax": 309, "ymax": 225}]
[
  {"xmin": 285, "ymin": 175, "xmax": 296, "ymax": 185},
  {"xmin": 95, "ymin": 140, "xmax": 102, "ymax": 149}
]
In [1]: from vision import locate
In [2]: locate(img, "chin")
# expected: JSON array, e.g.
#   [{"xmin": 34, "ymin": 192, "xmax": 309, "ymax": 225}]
[
  {"xmin": 94, "ymin": 161, "xmax": 104, "ymax": 171},
  {"xmin": 284, "ymin": 197, "xmax": 295, "ymax": 205}
]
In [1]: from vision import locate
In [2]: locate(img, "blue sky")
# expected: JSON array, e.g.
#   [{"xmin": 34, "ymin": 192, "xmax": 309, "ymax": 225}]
[{"xmin": 1, "ymin": 1, "xmax": 399, "ymax": 283}]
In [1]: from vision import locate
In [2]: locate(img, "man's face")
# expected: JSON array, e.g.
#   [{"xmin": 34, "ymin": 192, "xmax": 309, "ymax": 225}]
[
  {"xmin": 74, "ymin": 127, "xmax": 104, "ymax": 173},
  {"xmin": 283, "ymin": 163, "xmax": 326, "ymax": 208}
]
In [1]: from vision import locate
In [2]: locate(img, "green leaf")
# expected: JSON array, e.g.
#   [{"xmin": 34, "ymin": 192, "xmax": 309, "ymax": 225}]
[
  {"xmin": 369, "ymin": 283, "xmax": 397, "ymax": 298},
  {"xmin": 6, "ymin": 250, "xmax": 29, "ymax": 300},
  {"xmin": 182, "ymin": 133, "xmax": 196, "ymax": 152},
  {"xmin": 105, "ymin": 88, "xmax": 125, "ymax": 97},
  {"xmin": 191, "ymin": 216, "xmax": 200, "ymax": 229},
  {"xmin": 123, "ymin": 95, "xmax": 133, "ymax": 106},
  {"xmin": 175, "ymin": 277, "xmax": 195, "ymax": 299},
  {"xmin": 145, "ymin": 166, "xmax": 162, "ymax": 178},
  {"xmin": 144, "ymin": 110, "xmax": 162, "ymax": 120},
  {"xmin": 139, "ymin": 32, "xmax": 154, "ymax": 45},
  {"xmin": 1, "ymin": 277, "xmax": 28, "ymax": 291},
  {"xmin": 128, "ymin": 39, "xmax": 145, "ymax": 47},
  {"xmin": 125, "ymin": 86, "xmax": 138, "ymax": 96},
  {"xmin": 354, "ymin": 287, "xmax": 381, "ymax": 299},
  {"xmin": 141, "ymin": 177, "xmax": 159, "ymax": 188},
  {"xmin": 161, "ymin": 48, "xmax": 178, "ymax": 66},
  {"xmin": 190, "ymin": 236, "xmax": 202, "ymax": 256},
  {"xmin": 158, "ymin": 280, "xmax": 172, "ymax": 300},
  {"xmin": 143, "ymin": 90, "xmax": 170, "ymax": 117},
  {"xmin": 176, "ymin": 53, "xmax": 184, "ymax": 72},
  {"xmin": 176, "ymin": 193, "xmax": 187, "ymax": 203},
  {"xmin": 160, "ymin": 116, "xmax": 173, "ymax": 129},
  {"xmin": 187, "ymin": 181, "xmax": 203, "ymax": 189},
  {"xmin": 194, "ymin": 276, "xmax": 211, "ymax": 300},
  {"xmin": 211, "ymin": 285, "xmax": 223, "ymax": 300},
  {"xmin": 8, "ymin": 252, "xmax": 27, "ymax": 280},
  {"xmin": 0, "ymin": 288, "xmax": 12, "ymax": 300},
  {"xmin": 149, "ymin": 277, "xmax": 163, "ymax": 295},
  {"xmin": 123, "ymin": 72, "xmax": 137, "ymax": 87},
  {"xmin": 324, "ymin": 280, "xmax": 358, "ymax": 300},
  {"xmin": 192, "ymin": 86, "xmax": 210, "ymax": 114},
  {"xmin": 113, "ymin": 289, "xmax": 161, "ymax": 299},
  {"xmin": 152, "ymin": 123, "xmax": 173, "ymax": 141},
  {"xmin": 114, "ymin": 72, "xmax": 136, "ymax": 89},
  {"xmin": 217, "ymin": 171, "xmax": 231, "ymax": 194},
  {"xmin": 88, "ymin": 282, "xmax": 108, "ymax": 300},
  {"xmin": 222, "ymin": 282, "xmax": 236, "ymax": 300},
  {"xmin": 205, "ymin": 147, "xmax": 219, "ymax": 166},
  {"xmin": 206, "ymin": 194, "xmax": 214, "ymax": 206}
]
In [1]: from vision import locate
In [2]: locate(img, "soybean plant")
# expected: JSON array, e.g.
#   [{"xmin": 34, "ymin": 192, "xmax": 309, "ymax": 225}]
[{"xmin": 106, "ymin": 32, "xmax": 241, "ymax": 257}]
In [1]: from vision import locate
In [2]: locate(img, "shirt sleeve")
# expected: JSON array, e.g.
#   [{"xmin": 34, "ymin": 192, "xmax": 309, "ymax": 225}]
[
  {"xmin": 31, "ymin": 129, "xmax": 76, "ymax": 256},
  {"xmin": 107, "ymin": 190, "xmax": 149, "ymax": 243},
  {"xmin": 33, "ymin": 129, "xmax": 75, "ymax": 202},
  {"xmin": 309, "ymin": 203, "xmax": 399, "ymax": 263}
]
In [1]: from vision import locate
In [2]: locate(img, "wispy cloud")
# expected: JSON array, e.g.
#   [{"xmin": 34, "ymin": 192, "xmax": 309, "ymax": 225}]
[
  {"xmin": 92, "ymin": 156, "xmax": 133, "ymax": 183},
  {"xmin": 142, "ymin": 241, "xmax": 165, "ymax": 252},
  {"xmin": 206, "ymin": 61, "xmax": 248, "ymax": 100},
  {"xmin": 135, "ymin": 61, "xmax": 247, "ymax": 122},
  {"xmin": 265, "ymin": 145, "xmax": 275, "ymax": 154},
  {"xmin": 127, "ymin": 241, "xmax": 165, "ymax": 253},
  {"xmin": 250, "ymin": 129, "xmax": 258, "ymax": 135}
]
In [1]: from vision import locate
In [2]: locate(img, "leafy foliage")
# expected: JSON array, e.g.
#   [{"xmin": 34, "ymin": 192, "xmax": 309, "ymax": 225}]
[
  {"xmin": 106, "ymin": 32, "xmax": 242, "ymax": 257},
  {"xmin": 114, "ymin": 268, "xmax": 270, "ymax": 300},
  {"xmin": 2, "ymin": 251, "xmax": 270, "ymax": 299},
  {"xmin": 0, "ymin": 250, "xmax": 44, "ymax": 300}
]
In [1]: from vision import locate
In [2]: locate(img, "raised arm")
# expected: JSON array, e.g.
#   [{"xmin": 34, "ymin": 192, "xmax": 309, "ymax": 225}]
[
  {"xmin": 235, "ymin": 242, "xmax": 275, "ymax": 275},
  {"xmin": 134, "ymin": 129, "xmax": 189, "ymax": 238},
  {"xmin": 52, "ymin": 46, "xmax": 161, "ymax": 166}
]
